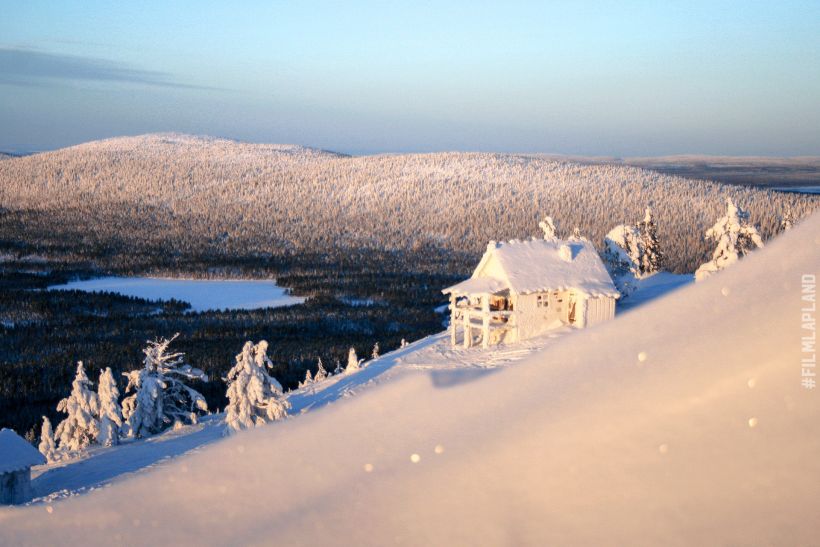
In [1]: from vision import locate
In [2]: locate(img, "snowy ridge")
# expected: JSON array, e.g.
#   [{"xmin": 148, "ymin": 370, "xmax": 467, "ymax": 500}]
[
  {"xmin": 1, "ymin": 214, "xmax": 818, "ymax": 545},
  {"xmin": 0, "ymin": 133, "xmax": 816, "ymax": 272}
]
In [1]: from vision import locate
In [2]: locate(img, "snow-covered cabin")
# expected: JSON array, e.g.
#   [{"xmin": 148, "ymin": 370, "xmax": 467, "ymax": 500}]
[
  {"xmin": 0, "ymin": 429, "xmax": 45, "ymax": 505},
  {"xmin": 443, "ymin": 238, "xmax": 619, "ymax": 348}
]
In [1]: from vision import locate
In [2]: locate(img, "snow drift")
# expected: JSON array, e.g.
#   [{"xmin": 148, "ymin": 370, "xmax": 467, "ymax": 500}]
[{"xmin": 1, "ymin": 214, "xmax": 818, "ymax": 545}]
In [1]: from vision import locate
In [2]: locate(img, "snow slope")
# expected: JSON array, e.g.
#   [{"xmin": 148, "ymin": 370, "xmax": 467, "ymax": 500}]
[{"xmin": 1, "ymin": 214, "xmax": 818, "ymax": 545}]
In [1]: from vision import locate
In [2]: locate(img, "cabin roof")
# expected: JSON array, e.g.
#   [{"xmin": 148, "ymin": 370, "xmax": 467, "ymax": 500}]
[
  {"xmin": 0, "ymin": 429, "xmax": 46, "ymax": 474},
  {"xmin": 443, "ymin": 238, "xmax": 619, "ymax": 298}
]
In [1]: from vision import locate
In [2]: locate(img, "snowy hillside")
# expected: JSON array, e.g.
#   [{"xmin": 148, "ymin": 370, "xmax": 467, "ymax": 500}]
[
  {"xmin": 1, "ymin": 212, "xmax": 817, "ymax": 545},
  {"xmin": 0, "ymin": 133, "xmax": 815, "ymax": 273}
]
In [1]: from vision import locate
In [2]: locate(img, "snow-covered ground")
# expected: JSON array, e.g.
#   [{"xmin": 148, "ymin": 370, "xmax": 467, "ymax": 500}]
[
  {"xmin": 2, "ymin": 214, "xmax": 818, "ymax": 545},
  {"xmin": 48, "ymin": 276, "xmax": 304, "ymax": 312},
  {"xmin": 616, "ymin": 271, "xmax": 693, "ymax": 313}
]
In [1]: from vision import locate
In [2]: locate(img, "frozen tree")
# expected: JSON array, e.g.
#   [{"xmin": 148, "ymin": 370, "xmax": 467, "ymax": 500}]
[
  {"xmin": 604, "ymin": 224, "xmax": 643, "ymax": 278},
  {"xmin": 780, "ymin": 206, "xmax": 795, "ymax": 232},
  {"xmin": 224, "ymin": 341, "xmax": 290, "ymax": 434},
  {"xmin": 96, "ymin": 367, "xmax": 123, "ymax": 447},
  {"xmin": 570, "ymin": 227, "xmax": 583, "ymax": 241},
  {"xmin": 538, "ymin": 216, "xmax": 559, "ymax": 241},
  {"xmin": 637, "ymin": 207, "xmax": 663, "ymax": 275},
  {"xmin": 346, "ymin": 347, "xmax": 363, "ymax": 373},
  {"xmin": 333, "ymin": 359, "xmax": 344, "ymax": 376},
  {"xmin": 371, "ymin": 342, "xmax": 380, "ymax": 360},
  {"xmin": 299, "ymin": 368, "xmax": 313, "ymax": 388},
  {"xmin": 38, "ymin": 416, "xmax": 58, "ymax": 463},
  {"xmin": 55, "ymin": 362, "xmax": 100, "ymax": 453},
  {"xmin": 695, "ymin": 198, "xmax": 764, "ymax": 281},
  {"xmin": 400, "ymin": 338, "xmax": 408, "ymax": 348},
  {"xmin": 122, "ymin": 335, "xmax": 208, "ymax": 438},
  {"xmin": 314, "ymin": 358, "xmax": 328, "ymax": 382}
]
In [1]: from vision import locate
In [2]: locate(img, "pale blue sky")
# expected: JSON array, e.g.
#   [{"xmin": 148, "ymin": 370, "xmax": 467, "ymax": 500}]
[{"xmin": 1, "ymin": 1, "xmax": 818, "ymax": 155}]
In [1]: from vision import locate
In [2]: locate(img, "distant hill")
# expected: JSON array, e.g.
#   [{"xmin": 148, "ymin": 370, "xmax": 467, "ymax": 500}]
[
  {"xmin": 533, "ymin": 153, "xmax": 820, "ymax": 189},
  {"xmin": 0, "ymin": 133, "xmax": 816, "ymax": 273}
]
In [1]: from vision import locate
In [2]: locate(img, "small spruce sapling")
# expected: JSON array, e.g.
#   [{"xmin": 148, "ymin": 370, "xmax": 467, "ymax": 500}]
[
  {"xmin": 314, "ymin": 358, "xmax": 328, "ymax": 382},
  {"xmin": 346, "ymin": 347, "xmax": 363, "ymax": 373},
  {"xmin": 39, "ymin": 416, "xmax": 58, "ymax": 463}
]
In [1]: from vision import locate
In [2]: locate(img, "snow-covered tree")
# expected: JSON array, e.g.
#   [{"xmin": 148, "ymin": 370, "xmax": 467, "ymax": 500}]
[
  {"xmin": 314, "ymin": 358, "xmax": 328, "ymax": 382},
  {"xmin": 538, "ymin": 216, "xmax": 559, "ymax": 241},
  {"xmin": 54, "ymin": 362, "xmax": 100, "ymax": 453},
  {"xmin": 400, "ymin": 338, "xmax": 408, "ymax": 349},
  {"xmin": 371, "ymin": 342, "xmax": 380, "ymax": 360},
  {"xmin": 637, "ymin": 207, "xmax": 663, "ymax": 275},
  {"xmin": 333, "ymin": 359, "xmax": 344, "ymax": 376},
  {"xmin": 299, "ymin": 368, "xmax": 313, "ymax": 388},
  {"xmin": 346, "ymin": 347, "xmax": 363, "ymax": 373},
  {"xmin": 695, "ymin": 198, "xmax": 764, "ymax": 281},
  {"xmin": 122, "ymin": 335, "xmax": 208, "ymax": 438},
  {"xmin": 96, "ymin": 367, "xmax": 123, "ymax": 447},
  {"xmin": 224, "ymin": 340, "xmax": 290, "ymax": 434},
  {"xmin": 38, "ymin": 416, "xmax": 58, "ymax": 463},
  {"xmin": 604, "ymin": 224, "xmax": 643, "ymax": 278},
  {"xmin": 780, "ymin": 206, "xmax": 795, "ymax": 232}
]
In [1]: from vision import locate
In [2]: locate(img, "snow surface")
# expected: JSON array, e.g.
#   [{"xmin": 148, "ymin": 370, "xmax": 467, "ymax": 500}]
[
  {"xmin": 48, "ymin": 277, "xmax": 304, "ymax": 312},
  {"xmin": 0, "ymin": 429, "xmax": 45, "ymax": 474},
  {"xmin": 2, "ymin": 214, "xmax": 819, "ymax": 545}
]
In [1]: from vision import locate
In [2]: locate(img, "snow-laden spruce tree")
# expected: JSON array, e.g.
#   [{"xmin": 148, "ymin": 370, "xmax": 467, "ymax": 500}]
[
  {"xmin": 122, "ymin": 335, "xmax": 208, "ymax": 438},
  {"xmin": 333, "ymin": 359, "xmax": 344, "ymax": 376},
  {"xmin": 780, "ymin": 206, "xmax": 795, "ymax": 232},
  {"xmin": 97, "ymin": 367, "xmax": 123, "ymax": 446},
  {"xmin": 224, "ymin": 340, "xmax": 290, "ymax": 434},
  {"xmin": 38, "ymin": 416, "xmax": 58, "ymax": 463},
  {"xmin": 695, "ymin": 198, "xmax": 764, "ymax": 281},
  {"xmin": 538, "ymin": 216, "xmax": 559, "ymax": 241},
  {"xmin": 346, "ymin": 347, "xmax": 363, "ymax": 373},
  {"xmin": 314, "ymin": 358, "xmax": 328, "ymax": 382},
  {"xmin": 55, "ymin": 362, "xmax": 100, "ymax": 453},
  {"xmin": 637, "ymin": 207, "xmax": 663, "ymax": 275},
  {"xmin": 371, "ymin": 342, "xmax": 380, "ymax": 360},
  {"xmin": 299, "ymin": 368, "xmax": 313, "ymax": 388},
  {"xmin": 400, "ymin": 338, "xmax": 408, "ymax": 349},
  {"xmin": 604, "ymin": 224, "xmax": 644, "ymax": 278}
]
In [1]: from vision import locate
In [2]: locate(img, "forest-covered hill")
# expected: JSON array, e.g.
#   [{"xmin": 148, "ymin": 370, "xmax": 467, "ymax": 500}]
[{"xmin": 1, "ymin": 133, "xmax": 816, "ymax": 274}]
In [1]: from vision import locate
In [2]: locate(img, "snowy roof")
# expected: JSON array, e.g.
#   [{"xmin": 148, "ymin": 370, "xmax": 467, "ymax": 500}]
[
  {"xmin": 444, "ymin": 238, "xmax": 619, "ymax": 298},
  {"xmin": 0, "ymin": 429, "xmax": 45, "ymax": 474},
  {"xmin": 443, "ymin": 276, "xmax": 508, "ymax": 295}
]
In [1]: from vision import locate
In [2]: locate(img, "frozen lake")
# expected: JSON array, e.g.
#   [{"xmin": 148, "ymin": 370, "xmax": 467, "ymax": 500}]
[{"xmin": 48, "ymin": 277, "xmax": 305, "ymax": 312}]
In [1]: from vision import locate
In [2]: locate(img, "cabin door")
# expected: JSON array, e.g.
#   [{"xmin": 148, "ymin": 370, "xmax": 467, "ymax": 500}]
[{"xmin": 568, "ymin": 293, "xmax": 577, "ymax": 324}]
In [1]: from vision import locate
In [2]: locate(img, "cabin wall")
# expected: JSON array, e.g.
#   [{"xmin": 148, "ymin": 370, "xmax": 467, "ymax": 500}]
[
  {"xmin": 585, "ymin": 296, "xmax": 616, "ymax": 327},
  {"xmin": 0, "ymin": 468, "xmax": 32, "ymax": 505},
  {"xmin": 513, "ymin": 290, "xmax": 571, "ymax": 340}
]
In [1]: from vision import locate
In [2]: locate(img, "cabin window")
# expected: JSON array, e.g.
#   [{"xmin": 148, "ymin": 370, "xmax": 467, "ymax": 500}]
[{"xmin": 537, "ymin": 294, "xmax": 548, "ymax": 308}]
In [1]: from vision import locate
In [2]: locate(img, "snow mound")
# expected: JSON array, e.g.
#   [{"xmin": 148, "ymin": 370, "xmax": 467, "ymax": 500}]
[{"xmin": 1, "ymin": 214, "xmax": 819, "ymax": 545}]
